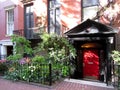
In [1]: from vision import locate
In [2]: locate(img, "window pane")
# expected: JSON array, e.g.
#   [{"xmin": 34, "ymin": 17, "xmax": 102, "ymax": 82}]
[
  {"xmin": 83, "ymin": 6, "xmax": 98, "ymax": 21},
  {"xmin": 26, "ymin": 15, "xmax": 30, "ymax": 28},
  {"xmin": 49, "ymin": 0, "xmax": 61, "ymax": 34},
  {"xmin": 26, "ymin": 5, "xmax": 33, "ymax": 13},
  {"xmin": 50, "ymin": 0, "xmax": 54, "ymax": 9},
  {"xmin": 83, "ymin": 0, "xmax": 98, "ymax": 7},
  {"xmin": 26, "ymin": 7, "xmax": 30, "ymax": 13},
  {"xmin": 25, "ymin": 4, "xmax": 34, "ymax": 29},
  {"xmin": 30, "ymin": 14, "xmax": 34, "ymax": 28}
]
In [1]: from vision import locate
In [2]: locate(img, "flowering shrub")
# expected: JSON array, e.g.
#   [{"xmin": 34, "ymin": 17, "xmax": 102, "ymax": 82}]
[
  {"xmin": 4, "ymin": 59, "xmax": 69, "ymax": 84},
  {"xmin": 4, "ymin": 34, "xmax": 75, "ymax": 85},
  {"xmin": 0, "ymin": 60, "xmax": 7, "ymax": 63},
  {"xmin": 0, "ymin": 61, "xmax": 8, "ymax": 75},
  {"xmin": 0, "ymin": 60, "xmax": 8, "ymax": 75}
]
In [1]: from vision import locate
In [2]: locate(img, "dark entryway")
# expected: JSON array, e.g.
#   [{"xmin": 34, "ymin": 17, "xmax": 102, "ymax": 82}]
[
  {"xmin": 7, "ymin": 46, "xmax": 13, "ymax": 56},
  {"xmin": 65, "ymin": 19, "xmax": 118, "ymax": 84}
]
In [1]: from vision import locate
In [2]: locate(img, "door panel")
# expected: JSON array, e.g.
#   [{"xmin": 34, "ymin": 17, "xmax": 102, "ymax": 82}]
[{"xmin": 83, "ymin": 49, "xmax": 99, "ymax": 80}]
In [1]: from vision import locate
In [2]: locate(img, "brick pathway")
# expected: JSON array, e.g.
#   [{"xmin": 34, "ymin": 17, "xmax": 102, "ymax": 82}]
[
  {"xmin": 54, "ymin": 79, "xmax": 115, "ymax": 90},
  {"xmin": 0, "ymin": 78, "xmax": 116, "ymax": 90},
  {"xmin": 0, "ymin": 78, "xmax": 49, "ymax": 90}
]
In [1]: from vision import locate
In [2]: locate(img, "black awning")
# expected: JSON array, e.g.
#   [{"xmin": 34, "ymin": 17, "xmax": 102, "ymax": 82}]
[{"xmin": 65, "ymin": 19, "xmax": 118, "ymax": 38}]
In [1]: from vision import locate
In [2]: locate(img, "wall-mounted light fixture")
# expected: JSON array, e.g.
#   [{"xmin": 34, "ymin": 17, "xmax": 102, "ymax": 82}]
[{"xmin": 108, "ymin": 37, "xmax": 114, "ymax": 44}]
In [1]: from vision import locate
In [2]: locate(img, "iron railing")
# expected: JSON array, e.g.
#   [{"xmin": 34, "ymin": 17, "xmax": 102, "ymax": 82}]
[
  {"xmin": 5, "ymin": 61, "xmax": 69, "ymax": 86},
  {"xmin": 13, "ymin": 29, "xmax": 24, "ymax": 36},
  {"xmin": 26, "ymin": 26, "xmax": 45, "ymax": 39},
  {"xmin": 20, "ymin": 63, "xmax": 52, "ymax": 85},
  {"xmin": 13, "ymin": 26, "xmax": 46, "ymax": 39}
]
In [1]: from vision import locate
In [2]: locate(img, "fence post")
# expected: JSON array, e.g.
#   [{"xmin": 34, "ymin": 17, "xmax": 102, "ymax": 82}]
[
  {"xmin": 68, "ymin": 56, "xmax": 71, "ymax": 79},
  {"xmin": 49, "ymin": 63, "xmax": 52, "ymax": 86}
]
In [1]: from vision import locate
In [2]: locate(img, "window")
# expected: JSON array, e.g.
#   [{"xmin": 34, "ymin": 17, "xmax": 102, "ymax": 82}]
[
  {"xmin": 24, "ymin": 4, "xmax": 34, "ymax": 38},
  {"xmin": 25, "ymin": 5, "xmax": 34, "ymax": 29},
  {"xmin": 6, "ymin": 9, "xmax": 14, "ymax": 35},
  {"xmin": 83, "ymin": 0, "xmax": 98, "ymax": 7},
  {"xmin": 82, "ymin": 0, "xmax": 99, "ymax": 21},
  {"xmin": 49, "ymin": 0, "xmax": 61, "ymax": 35}
]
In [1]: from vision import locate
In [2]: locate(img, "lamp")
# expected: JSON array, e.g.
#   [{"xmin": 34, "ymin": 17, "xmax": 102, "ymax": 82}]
[{"xmin": 108, "ymin": 37, "xmax": 114, "ymax": 44}]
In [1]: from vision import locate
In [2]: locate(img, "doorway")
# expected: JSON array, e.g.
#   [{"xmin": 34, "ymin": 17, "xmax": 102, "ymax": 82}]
[
  {"xmin": 83, "ymin": 49, "xmax": 99, "ymax": 80},
  {"xmin": 7, "ymin": 46, "xmax": 13, "ymax": 57}
]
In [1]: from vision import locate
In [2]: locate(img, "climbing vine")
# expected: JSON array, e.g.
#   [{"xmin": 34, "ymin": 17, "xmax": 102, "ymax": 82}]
[{"xmin": 7, "ymin": 35, "xmax": 33, "ymax": 61}]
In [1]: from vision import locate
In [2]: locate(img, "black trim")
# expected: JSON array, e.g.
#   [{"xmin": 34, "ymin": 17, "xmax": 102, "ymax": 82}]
[
  {"xmin": 47, "ymin": 0, "xmax": 50, "ymax": 33},
  {"xmin": 67, "ymin": 33, "xmax": 116, "ymax": 38},
  {"xmin": 65, "ymin": 19, "xmax": 118, "ymax": 35}
]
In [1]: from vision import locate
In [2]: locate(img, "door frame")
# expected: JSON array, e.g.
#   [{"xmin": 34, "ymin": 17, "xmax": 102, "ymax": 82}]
[{"xmin": 75, "ymin": 42, "xmax": 106, "ymax": 82}]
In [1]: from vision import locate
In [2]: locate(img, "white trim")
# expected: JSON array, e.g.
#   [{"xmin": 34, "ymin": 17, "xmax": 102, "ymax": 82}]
[
  {"xmin": 1, "ymin": 45, "xmax": 7, "ymax": 57},
  {"xmin": 0, "ymin": 39, "xmax": 13, "ymax": 46},
  {"xmin": 0, "ymin": 40, "xmax": 13, "ymax": 59},
  {"xmin": 4, "ymin": 5, "xmax": 16, "ymax": 11}
]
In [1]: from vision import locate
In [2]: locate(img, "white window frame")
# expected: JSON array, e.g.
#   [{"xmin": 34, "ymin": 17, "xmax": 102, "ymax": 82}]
[{"xmin": 5, "ymin": 5, "xmax": 15, "ymax": 36}]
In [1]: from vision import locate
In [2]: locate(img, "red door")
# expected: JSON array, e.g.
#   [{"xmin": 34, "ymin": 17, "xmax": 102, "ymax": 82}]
[{"xmin": 83, "ymin": 49, "xmax": 99, "ymax": 80}]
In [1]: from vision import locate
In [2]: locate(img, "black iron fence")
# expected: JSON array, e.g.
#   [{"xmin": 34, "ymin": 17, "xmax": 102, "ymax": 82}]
[
  {"xmin": 112, "ymin": 64, "xmax": 120, "ymax": 89},
  {"xmin": 4, "ymin": 61, "xmax": 69, "ymax": 86},
  {"xmin": 18, "ymin": 63, "xmax": 52, "ymax": 85}
]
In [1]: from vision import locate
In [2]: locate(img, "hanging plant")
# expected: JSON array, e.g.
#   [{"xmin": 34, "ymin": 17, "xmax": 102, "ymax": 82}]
[
  {"xmin": 11, "ymin": 35, "xmax": 33, "ymax": 55},
  {"xmin": 7, "ymin": 35, "xmax": 33, "ymax": 61}
]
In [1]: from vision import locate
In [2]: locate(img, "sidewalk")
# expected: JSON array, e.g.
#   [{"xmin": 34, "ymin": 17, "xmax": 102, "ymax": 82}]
[
  {"xmin": 0, "ymin": 78, "xmax": 115, "ymax": 90},
  {"xmin": 55, "ymin": 79, "xmax": 115, "ymax": 90}
]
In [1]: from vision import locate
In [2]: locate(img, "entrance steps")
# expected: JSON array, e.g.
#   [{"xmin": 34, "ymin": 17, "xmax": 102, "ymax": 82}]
[{"xmin": 64, "ymin": 78, "xmax": 114, "ymax": 89}]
